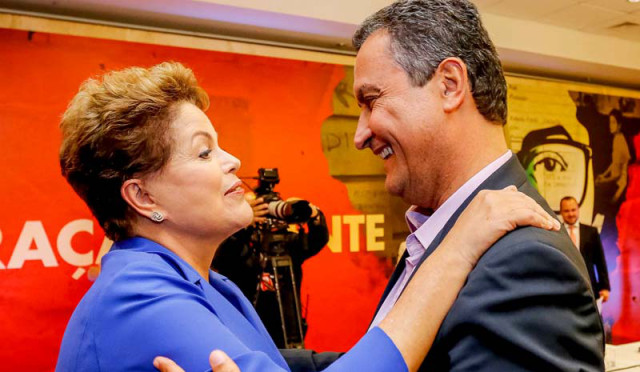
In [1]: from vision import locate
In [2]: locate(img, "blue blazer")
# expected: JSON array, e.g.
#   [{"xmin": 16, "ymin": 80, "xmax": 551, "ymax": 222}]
[
  {"xmin": 56, "ymin": 237, "xmax": 405, "ymax": 372},
  {"xmin": 375, "ymin": 156, "xmax": 605, "ymax": 371}
]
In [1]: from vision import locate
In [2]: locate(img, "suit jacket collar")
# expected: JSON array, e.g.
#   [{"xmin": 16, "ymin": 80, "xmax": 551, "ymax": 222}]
[
  {"xmin": 579, "ymin": 223, "xmax": 589, "ymax": 250},
  {"xmin": 373, "ymin": 156, "xmax": 529, "ymax": 315}
]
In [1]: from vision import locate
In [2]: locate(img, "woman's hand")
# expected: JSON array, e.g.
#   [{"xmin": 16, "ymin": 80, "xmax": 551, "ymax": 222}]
[
  {"xmin": 442, "ymin": 185, "xmax": 561, "ymax": 270},
  {"xmin": 154, "ymin": 350, "xmax": 239, "ymax": 372}
]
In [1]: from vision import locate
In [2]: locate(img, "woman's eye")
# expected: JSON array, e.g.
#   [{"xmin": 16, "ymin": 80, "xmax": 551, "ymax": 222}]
[{"xmin": 199, "ymin": 149, "xmax": 212, "ymax": 159}]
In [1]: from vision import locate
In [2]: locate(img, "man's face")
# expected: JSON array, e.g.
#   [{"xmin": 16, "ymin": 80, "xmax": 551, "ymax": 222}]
[
  {"xmin": 560, "ymin": 198, "xmax": 580, "ymax": 225},
  {"xmin": 352, "ymin": 31, "xmax": 448, "ymax": 208}
]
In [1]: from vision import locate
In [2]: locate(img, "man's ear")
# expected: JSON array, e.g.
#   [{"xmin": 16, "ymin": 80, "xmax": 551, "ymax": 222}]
[
  {"xmin": 436, "ymin": 57, "xmax": 468, "ymax": 113},
  {"xmin": 121, "ymin": 179, "xmax": 161, "ymax": 221}
]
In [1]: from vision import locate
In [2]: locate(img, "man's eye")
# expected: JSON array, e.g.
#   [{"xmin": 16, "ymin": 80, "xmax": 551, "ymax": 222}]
[
  {"xmin": 199, "ymin": 149, "xmax": 212, "ymax": 159},
  {"xmin": 364, "ymin": 97, "xmax": 377, "ymax": 108}
]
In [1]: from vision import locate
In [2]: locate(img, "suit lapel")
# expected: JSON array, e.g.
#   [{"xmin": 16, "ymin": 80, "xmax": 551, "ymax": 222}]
[
  {"xmin": 370, "ymin": 156, "xmax": 531, "ymax": 322},
  {"xmin": 405, "ymin": 156, "xmax": 530, "ymax": 291},
  {"xmin": 371, "ymin": 249, "xmax": 409, "ymax": 318},
  {"xmin": 579, "ymin": 224, "xmax": 587, "ymax": 252}
]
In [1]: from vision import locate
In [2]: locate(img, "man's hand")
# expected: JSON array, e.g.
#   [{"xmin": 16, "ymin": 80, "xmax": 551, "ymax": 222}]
[
  {"xmin": 154, "ymin": 350, "xmax": 240, "ymax": 372},
  {"xmin": 286, "ymin": 197, "xmax": 319, "ymax": 219},
  {"xmin": 246, "ymin": 193, "xmax": 269, "ymax": 224},
  {"xmin": 600, "ymin": 289, "xmax": 610, "ymax": 302}
]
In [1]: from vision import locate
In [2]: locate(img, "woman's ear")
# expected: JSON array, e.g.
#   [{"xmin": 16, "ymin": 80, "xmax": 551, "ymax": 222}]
[
  {"xmin": 121, "ymin": 179, "xmax": 162, "ymax": 222},
  {"xmin": 436, "ymin": 57, "xmax": 468, "ymax": 113}
]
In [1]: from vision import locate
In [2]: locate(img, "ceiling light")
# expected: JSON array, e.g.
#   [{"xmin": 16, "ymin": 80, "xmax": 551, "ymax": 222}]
[{"xmin": 628, "ymin": 0, "xmax": 640, "ymax": 3}]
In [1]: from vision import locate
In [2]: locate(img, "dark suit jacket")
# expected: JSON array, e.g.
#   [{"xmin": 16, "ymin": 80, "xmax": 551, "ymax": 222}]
[
  {"xmin": 375, "ymin": 156, "xmax": 604, "ymax": 371},
  {"xmin": 579, "ymin": 223, "xmax": 610, "ymax": 299}
]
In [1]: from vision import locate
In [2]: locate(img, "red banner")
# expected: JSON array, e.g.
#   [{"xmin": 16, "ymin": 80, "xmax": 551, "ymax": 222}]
[{"xmin": 0, "ymin": 29, "xmax": 394, "ymax": 371}]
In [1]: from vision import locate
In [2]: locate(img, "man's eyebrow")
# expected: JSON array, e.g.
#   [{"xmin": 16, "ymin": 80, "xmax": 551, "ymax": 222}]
[{"xmin": 355, "ymin": 84, "xmax": 381, "ymax": 103}]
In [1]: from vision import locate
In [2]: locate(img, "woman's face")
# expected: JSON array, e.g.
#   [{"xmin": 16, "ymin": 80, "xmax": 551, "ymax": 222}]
[
  {"xmin": 144, "ymin": 101, "xmax": 253, "ymax": 241},
  {"xmin": 609, "ymin": 115, "xmax": 620, "ymax": 134}
]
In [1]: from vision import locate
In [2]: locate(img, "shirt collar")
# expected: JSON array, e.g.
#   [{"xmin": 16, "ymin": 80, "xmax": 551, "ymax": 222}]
[
  {"xmin": 565, "ymin": 221, "xmax": 580, "ymax": 229},
  {"xmin": 404, "ymin": 150, "xmax": 513, "ymax": 258}
]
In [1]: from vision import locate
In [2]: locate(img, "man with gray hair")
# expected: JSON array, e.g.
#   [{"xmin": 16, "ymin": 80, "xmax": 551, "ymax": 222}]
[
  {"xmin": 157, "ymin": 1, "xmax": 604, "ymax": 371},
  {"xmin": 350, "ymin": 0, "xmax": 602, "ymax": 370}
]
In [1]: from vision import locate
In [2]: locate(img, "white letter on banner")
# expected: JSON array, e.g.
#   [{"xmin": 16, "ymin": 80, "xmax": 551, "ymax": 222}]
[
  {"xmin": 57, "ymin": 219, "xmax": 94, "ymax": 267},
  {"xmin": 8, "ymin": 221, "xmax": 58, "ymax": 268}
]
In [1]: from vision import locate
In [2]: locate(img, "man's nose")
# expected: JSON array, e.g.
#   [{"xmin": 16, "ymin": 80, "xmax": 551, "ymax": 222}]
[{"xmin": 354, "ymin": 114, "xmax": 373, "ymax": 150}]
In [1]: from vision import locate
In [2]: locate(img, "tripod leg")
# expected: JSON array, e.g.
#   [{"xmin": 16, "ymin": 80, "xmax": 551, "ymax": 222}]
[{"xmin": 271, "ymin": 255, "xmax": 305, "ymax": 349}]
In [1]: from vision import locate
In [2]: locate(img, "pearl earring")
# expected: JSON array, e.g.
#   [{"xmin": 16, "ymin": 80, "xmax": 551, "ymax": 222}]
[{"xmin": 150, "ymin": 211, "xmax": 164, "ymax": 223}]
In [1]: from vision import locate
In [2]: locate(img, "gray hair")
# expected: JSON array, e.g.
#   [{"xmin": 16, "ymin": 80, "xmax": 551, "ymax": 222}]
[{"xmin": 353, "ymin": 0, "xmax": 507, "ymax": 125}]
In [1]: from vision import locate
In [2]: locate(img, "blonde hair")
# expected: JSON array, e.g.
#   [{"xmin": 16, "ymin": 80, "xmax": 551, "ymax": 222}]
[{"xmin": 59, "ymin": 62, "xmax": 209, "ymax": 241}]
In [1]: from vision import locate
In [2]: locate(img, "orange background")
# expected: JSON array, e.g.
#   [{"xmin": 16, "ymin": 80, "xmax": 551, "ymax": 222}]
[{"xmin": 0, "ymin": 29, "xmax": 393, "ymax": 371}]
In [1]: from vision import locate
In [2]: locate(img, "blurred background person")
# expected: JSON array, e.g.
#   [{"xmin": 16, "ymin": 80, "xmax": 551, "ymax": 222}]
[
  {"xmin": 559, "ymin": 196, "xmax": 610, "ymax": 313},
  {"xmin": 595, "ymin": 109, "xmax": 631, "ymax": 204}
]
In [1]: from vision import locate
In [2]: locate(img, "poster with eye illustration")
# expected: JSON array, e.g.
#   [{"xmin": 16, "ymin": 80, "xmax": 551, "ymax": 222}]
[{"xmin": 506, "ymin": 76, "xmax": 640, "ymax": 343}]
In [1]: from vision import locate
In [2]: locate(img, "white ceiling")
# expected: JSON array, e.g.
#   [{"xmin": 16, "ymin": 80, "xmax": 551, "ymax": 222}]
[
  {"xmin": 1, "ymin": 0, "xmax": 640, "ymax": 88},
  {"xmin": 474, "ymin": 0, "xmax": 640, "ymax": 43}
]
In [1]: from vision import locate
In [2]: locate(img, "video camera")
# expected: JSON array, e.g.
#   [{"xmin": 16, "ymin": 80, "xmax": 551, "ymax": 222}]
[
  {"xmin": 251, "ymin": 168, "xmax": 311, "ymax": 348},
  {"xmin": 254, "ymin": 168, "xmax": 312, "ymax": 224}
]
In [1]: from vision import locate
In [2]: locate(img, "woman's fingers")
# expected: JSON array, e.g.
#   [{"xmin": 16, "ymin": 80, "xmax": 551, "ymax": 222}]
[
  {"xmin": 447, "ymin": 186, "xmax": 561, "ymax": 268},
  {"xmin": 152, "ymin": 351, "xmax": 240, "ymax": 372},
  {"xmin": 501, "ymin": 185, "xmax": 518, "ymax": 192},
  {"xmin": 153, "ymin": 356, "xmax": 185, "ymax": 372},
  {"xmin": 501, "ymin": 191, "xmax": 560, "ymax": 231},
  {"xmin": 506, "ymin": 203, "xmax": 560, "ymax": 231},
  {"xmin": 209, "ymin": 350, "xmax": 241, "ymax": 372},
  {"xmin": 482, "ymin": 187, "xmax": 559, "ymax": 231}
]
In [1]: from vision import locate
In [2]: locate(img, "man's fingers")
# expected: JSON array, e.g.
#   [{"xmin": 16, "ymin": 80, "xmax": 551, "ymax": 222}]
[
  {"xmin": 153, "ymin": 356, "xmax": 185, "ymax": 372},
  {"xmin": 254, "ymin": 208, "xmax": 269, "ymax": 216},
  {"xmin": 209, "ymin": 350, "xmax": 240, "ymax": 372}
]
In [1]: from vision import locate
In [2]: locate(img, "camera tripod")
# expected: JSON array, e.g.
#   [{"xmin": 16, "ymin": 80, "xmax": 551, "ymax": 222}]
[{"xmin": 253, "ymin": 250, "xmax": 305, "ymax": 349}]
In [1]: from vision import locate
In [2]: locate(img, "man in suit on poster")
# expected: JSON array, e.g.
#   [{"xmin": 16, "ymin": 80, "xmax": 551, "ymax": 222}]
[
  {"xmin": 560, "ymin": 196, "xmax": 611, "ymax": 309},
  {"xmin": 156, "ymin": 1, "xmax": 605, "ymax": 371}
]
